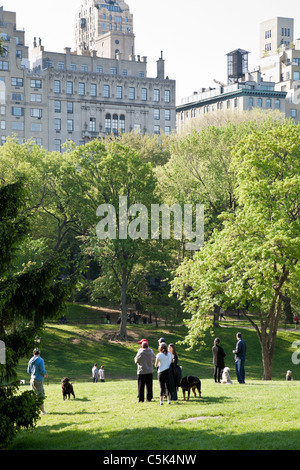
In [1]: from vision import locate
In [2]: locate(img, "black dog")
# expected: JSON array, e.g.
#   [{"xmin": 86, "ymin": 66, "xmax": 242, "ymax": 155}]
[
  {"xmin": 61, "ymin": 377, "xmax": 75, "ymax": 400},
  {"xmin": 180, "ymin": 376, "xmax": 201, "ymax": 401}
]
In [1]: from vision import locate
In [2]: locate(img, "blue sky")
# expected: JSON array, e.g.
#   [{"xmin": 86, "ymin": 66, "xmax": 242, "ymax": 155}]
[{"xmin": 5, "ymin": 0, "xmax": 300, "ymax": 104}]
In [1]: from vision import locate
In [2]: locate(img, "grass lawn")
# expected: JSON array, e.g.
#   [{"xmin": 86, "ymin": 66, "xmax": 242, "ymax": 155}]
[
  {"xmin": 9, "ymin": 303, "xmax": 300, "ymax": 451},
  {"xmin": 9, "ymin": 379, "xmax": 300, "ymax": 450}
]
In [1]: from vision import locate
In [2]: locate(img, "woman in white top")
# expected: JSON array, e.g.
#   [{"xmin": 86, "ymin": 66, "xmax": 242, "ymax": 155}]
[{"xmin": 155, "ymin": 343, "xmax": 173, "ymax": 405}]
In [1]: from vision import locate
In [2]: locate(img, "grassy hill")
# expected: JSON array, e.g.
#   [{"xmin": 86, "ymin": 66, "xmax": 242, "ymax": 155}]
[{"xmin": 17, "ymin": 302, "xmax": 299, "ymax": 383}]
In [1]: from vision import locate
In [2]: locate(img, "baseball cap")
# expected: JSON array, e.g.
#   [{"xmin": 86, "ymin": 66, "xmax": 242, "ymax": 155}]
[
  {"xmin": 158, "ymin": 337, "xmax": 166, "ymax": 344},
  {"xmin": 138, "ymin": 339, "xmax": 148, "ymax": 345}
]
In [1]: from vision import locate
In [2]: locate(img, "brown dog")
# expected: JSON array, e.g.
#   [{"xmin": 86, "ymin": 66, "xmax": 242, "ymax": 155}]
[
  {"xmin": 61, "ymin": 377, "xmax": 75, "ymax": 400},
  {"xmin": 180, "ymin": 376, "xmax": 201, "ymax": 401}
]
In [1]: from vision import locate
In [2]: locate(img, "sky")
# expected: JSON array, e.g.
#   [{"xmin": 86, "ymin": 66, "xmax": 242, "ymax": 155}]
[{"xmin": 4, "ymin": 0, "xmax": 300, "ymax": 104}]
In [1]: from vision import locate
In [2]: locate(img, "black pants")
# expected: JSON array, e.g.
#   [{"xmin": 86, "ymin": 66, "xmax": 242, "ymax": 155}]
[
  {"xmin": 158, "ymin": 368, "xmax": 171, "ymax": 397},
  {"xmin": 138, "ymin": 374, "xmax": 153, "ymax": 402},
  {"xmin": 214, "ymin": 366, "xmax": 223, "ymax": 383}
]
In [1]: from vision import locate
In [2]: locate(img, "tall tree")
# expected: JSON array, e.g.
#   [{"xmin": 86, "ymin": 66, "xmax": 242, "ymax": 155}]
[
  {"xmin": 67, "ymin": 139, "xmax": 163, "ymax": 339},
  {"xmin": 0, "ymin": 182, "xmax": 75, "ymax": 447},
  {"xmin": 171, "ymin": 120, "xmax": 300, "ymax": 379}
]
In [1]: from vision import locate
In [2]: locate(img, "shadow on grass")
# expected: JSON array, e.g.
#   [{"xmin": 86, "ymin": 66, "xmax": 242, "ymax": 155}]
[{"xmin": 9, "ymin": 424, "xmax": 300, "ymax": 451}]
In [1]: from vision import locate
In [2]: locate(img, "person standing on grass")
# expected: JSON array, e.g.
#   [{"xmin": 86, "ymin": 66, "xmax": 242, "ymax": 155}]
[
  {"xmin": 92, "ymin": 363, "xmax": 99, "ymax": 383},
  {"xmin": 155, "ymin": 342, "xmax": 173, "ymax": 405},
  {"xmin": 99, "ymin": 365, "xmax": 105, "ymax": 382},
  {"xmin": 27, "ymin": 348, "xmax": 48, "ymax": 415},
  {"xmin": 212, "ymin": 337, "xmax": 226, "ymax": 383},
  {"xmin": 232, "ymin": 332, "xmax": 246, "ymax": 384},
  {"xmin": 134, "ymin": 339, "xmax": 155, "ymax": 402}
]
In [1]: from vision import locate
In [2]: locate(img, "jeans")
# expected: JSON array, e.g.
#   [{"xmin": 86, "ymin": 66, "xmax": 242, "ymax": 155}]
[{"xmin": 235, "ymin": 358, "xmax": 245, "ymax": 383}]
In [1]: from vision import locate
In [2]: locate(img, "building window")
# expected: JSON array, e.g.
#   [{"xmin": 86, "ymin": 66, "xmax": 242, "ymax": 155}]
[
  {"xmin": 110, "ymin": 67, "xmax": 117, "ymax": 75},
  {"xmin": 54, "ymin": 80, "xmax": 61, "ymax": 93},
  {"xmin": 234, "ymin": 98, "xmax": 238, "ymax": 108},
  {"xmin": 165, "ymin": 90, "xmax": 170, "ymax": 102},
  {"xmin": 275, "ymin": 99, "xmax": 280, "ymax": 109},
  {"xmin": 119, "ymin": 114, "xmax": 125, "ymax": 133},
  {"xmin": 32, "ymin": 138, "xmax": 42, "ymax": 146},
  {"xmin": 30, "ymin": 108, "xmax": 42, "ymax": 118},
  {"xmin": 11, "ymin": 93, "xmax": 23, "ymax": 101},
  {"xmin": 139, "ymin": 71, "xmax": 144, "ymax": 78},
  {"xmin": 66, "ymin": 81, "xmax": 73, "ymax": 94},
  {"xmin": 96, "ymin": 66, "xmax": 103, "ymax": 73},
  {"xmin": 78, "ymin": 82, "xmax": 85, "ymax": 96},
  {"xmin": 90, "ymin": 117, "xmax": 96, "ymax": 132},
  {"xmin": 31, "ymin": 123, "xmax": 42, "ymax": 132},
  {"xmin": 0, "ymin": 106, "xmax": 5, "ymax": 115},
  {"xmin": 54, "ymin": 101, "xmax": 61, "ymax": 113},
  {"xmin": 67, "ymin": 102, "xmax": 73, "ymax": 114},
  {"xmin": 105, "ymin": 113, "xmax": 111, "ymax": 132},
  {"xmin": 165, "ymin": 109, "xmax": 171, "ymax": 121},
  {"xmin": 154, "ymin": 109, "xmax": 160, "ymax": 120},
  {"xmin": 266, "ymin": 99, "xmax": 272, "ymax": 108},
  {"xmin": 293, "ymin": 71, "xmax": 300, "ymax": 81},
  {"xmin": 12, "ymin": 122, "xmax": 24, "ymax": 130},
  {"xmin": 90, "ymin": 83, "xmax": 97, "ymax": 97},
  {"xmin": 122, "ymin": 69, "xmax": 127, "ymax": 76},
  {"xmin": 116, "ymin": 86, "xmax": 123, "ymax": 99},
  {"xmin": 81, "ymin": 65, "xmax": 88, "ymax": 72},
  {"xmin": 58, "ymin": 62, "xmax": 65, "ymax": 70},
  {"xmin": 30, "ymin": 79, "xmax": 42, "ymax": 89},
  {"xmin": 141, "ymin": 88, "xmax": 147, "ymax": 101},
  {"xmin": 165, "ymin": 126, "xmax": 171, "ymax": 136},
  {"xmin": 54, "ymin": 118, "xmax": 61, "ymax": 131},
  {"xmin": 112, "ymin": 114, "xmax": 118, "ymax": 134},
  {"xmin": 257, "ymin": 98, "xmax": 262, "ymax": 107},
  {"xmin": 31, "ymin": 94, "xmax": 42, "ymax": 102},
  {"xmin": 290, "ymin": 109, "xmax": 297, "ymax": 118},
  {"xmin": 154, "ymin": 125, "xmax": 160, "ymax": 134},
  {"xmin": 11, "ymin": 77, "xmax": 23, "ymax": 87},
  {"xmin": 70, "ymin": 64, "xmax": 77, "ymax": 71},
  {"xmin": 12, "ymin": 107, "xmax": 24, "ymax": 116},
  {"xmin": 154, "ymin": 89, "xmax": 160, "ymax": 102},
  {"xmin": 67, "ymin": 119, "xmax": 73, "ymax": 132},
  {"xmin": 104, "ymin": 85, "xmax": 110, "ymax": 98},
  {"xmin": 129, "ymin": 87, "xmax": 135, "ymax": 99},
  {"xmin": 54, "ymin": 139, "xmax": 61, "ymax": 152},
  {"xmin": 0, "ymin": 120, "xmax": 5, "ymax": 130},
  {"xmin": 248, "ymin": 97, "xmax": 253, "ymax": 108},
  {"xmin": 0, "ymin": 60, "xmax": 8, "ymax": 70}
]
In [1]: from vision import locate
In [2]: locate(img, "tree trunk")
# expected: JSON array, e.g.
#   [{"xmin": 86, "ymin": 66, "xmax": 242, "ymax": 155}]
[{"xmin": 119, "ymin": 268, "xmax": 128, "ymax": 340}]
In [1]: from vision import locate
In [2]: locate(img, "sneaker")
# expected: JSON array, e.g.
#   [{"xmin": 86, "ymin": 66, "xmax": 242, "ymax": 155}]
[
  {"xmin": 167, "ymin": 400, "xmax": 171, "ymax": 404},
  {"xmin": 159, "ymin": 401, "xmax": 163, "ymax": 405}
]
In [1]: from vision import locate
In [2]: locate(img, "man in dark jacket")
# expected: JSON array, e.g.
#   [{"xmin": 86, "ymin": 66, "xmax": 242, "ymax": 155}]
[
  {"xmin": 233, "ymin": 332, "xmax": 246, "ymax": 383},
  {"xmin": 212, "ymin": 337, "xmax": 226, "ymax": 383}
]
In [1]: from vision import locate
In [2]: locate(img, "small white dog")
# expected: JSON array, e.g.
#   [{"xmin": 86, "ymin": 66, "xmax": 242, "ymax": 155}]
[{"xmin": 221, "ymin": 367, "xmax": 232, "ymax": 384}]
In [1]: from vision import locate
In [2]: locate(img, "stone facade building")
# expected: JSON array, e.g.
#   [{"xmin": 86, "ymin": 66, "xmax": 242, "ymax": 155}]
[{"xmin": 0, "ymin": 2, "xmax": 176, "ymax": 151}]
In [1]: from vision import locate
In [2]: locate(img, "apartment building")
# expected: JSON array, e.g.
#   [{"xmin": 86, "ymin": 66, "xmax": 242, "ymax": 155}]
[
  {"xmin": 177, "ymin": 51, "xmax": 287, "ymax": 133},
  {"xmin": 259, "ymin": 17, "xmax": 300, "ymax": 123},
  {"xmin": 0, "ymin": 3, "xmax": 176, "ymax": 151}
]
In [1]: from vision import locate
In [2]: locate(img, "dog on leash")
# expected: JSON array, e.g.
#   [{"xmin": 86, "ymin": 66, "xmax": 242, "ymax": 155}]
[
  {"xmin": 180, "ymin": 376, "xmax": 201, "ymax": 401},
  {"xmin": 221, "ymin": 367, "xmax": 232, "ymax": 384},
  {"xmin": 61, "ymin": 377, "xmax": 75, "ymax": 400}
]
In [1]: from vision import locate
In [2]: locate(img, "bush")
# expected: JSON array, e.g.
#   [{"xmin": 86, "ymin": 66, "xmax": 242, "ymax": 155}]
[{"xmin": 0, "ymin": 384, "xmax": 43, "ymax": 448}]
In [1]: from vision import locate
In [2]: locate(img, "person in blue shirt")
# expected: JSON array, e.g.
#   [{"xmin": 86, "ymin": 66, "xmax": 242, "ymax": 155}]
[
  {"xmin": 232, "ymin": 332, "xmax": 246, "ymax": 384},
  {"xmin": 27, "ymin": 348, "xmax": 48, "ymax": 414}
]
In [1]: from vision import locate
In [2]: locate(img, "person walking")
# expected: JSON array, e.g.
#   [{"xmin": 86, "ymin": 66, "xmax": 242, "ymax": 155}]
[
  {"xmin": 212, "ymin": 337, "xmax": 226, "ymax": 383},
  {"xmin": 92, "ymin": 363, "xmax": 99, "ymax": 383},
  {"xmin": 27, "ymin": 348, "xmax": 48, "ymax": 415},
  {"xmin": 99, "ymin": 365, "xmax": 105, "ymax": 382},
  {"xmin": 155, "ymin": 342, "xmax": 173, "ymax": 405},
  {"xmin": 232, "ymin": 332, "xmax": 246, "ymax": 384},
  {"xmin": 134, "ymin": 339, "xmax": 155, "ymax": 402}
]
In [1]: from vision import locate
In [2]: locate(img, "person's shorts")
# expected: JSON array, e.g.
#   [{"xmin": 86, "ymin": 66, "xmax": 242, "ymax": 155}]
[{"xmin": 30, "ymin": 379, "xmax": 45, "ymax": 396}]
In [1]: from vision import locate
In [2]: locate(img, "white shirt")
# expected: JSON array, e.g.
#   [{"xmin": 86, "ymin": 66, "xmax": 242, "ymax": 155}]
[{"xmin": 156, "ymin": 351, "xmax": 173, "ymax": 372}]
